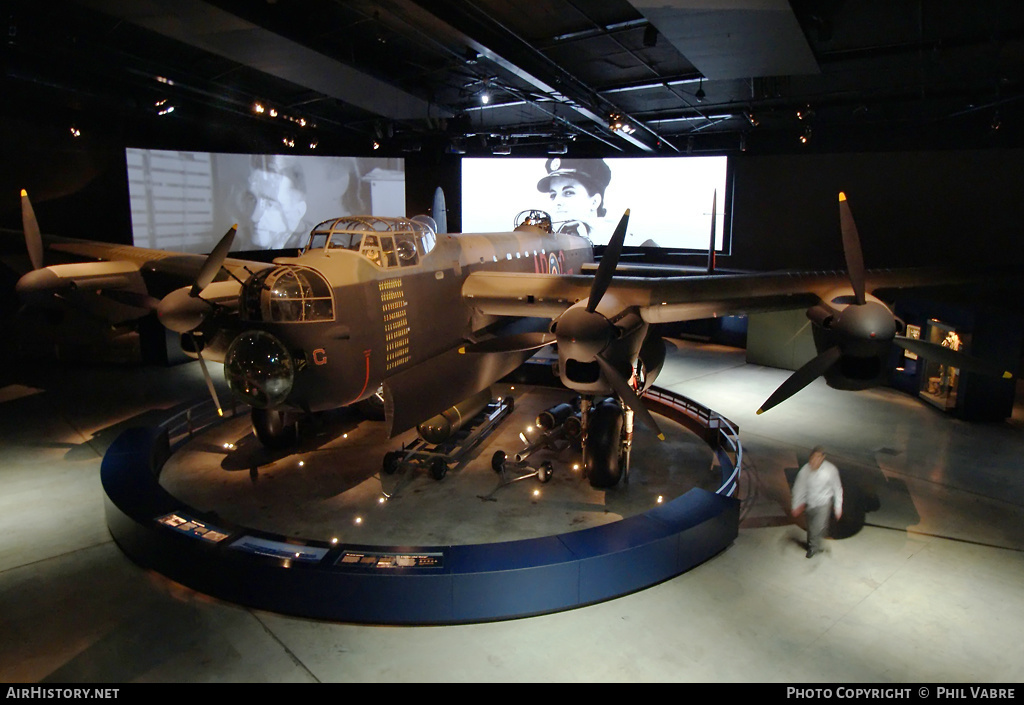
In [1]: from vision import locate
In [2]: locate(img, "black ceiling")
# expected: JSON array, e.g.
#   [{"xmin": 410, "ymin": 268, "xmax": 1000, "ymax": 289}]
[{"xmin": 5, "ymin": 0, "xmax": 1024, "ymax": 157}]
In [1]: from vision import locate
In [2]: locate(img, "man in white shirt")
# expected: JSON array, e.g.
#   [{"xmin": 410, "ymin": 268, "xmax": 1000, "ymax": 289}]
[{"xmin": 791, "ymin": 446, "xmax": 844, "ymax": 558}]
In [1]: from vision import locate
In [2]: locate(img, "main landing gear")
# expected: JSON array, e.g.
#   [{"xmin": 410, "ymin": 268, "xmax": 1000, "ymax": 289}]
[{"xmin": 580, "ymin": 396, "xmax": 635, "ymax": 489}]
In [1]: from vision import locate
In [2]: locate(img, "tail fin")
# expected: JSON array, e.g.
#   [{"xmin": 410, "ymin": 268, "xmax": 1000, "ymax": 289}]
[
  {"xmin": 432, "ymin": 186, "xmax": 447, "ymax": 234},
  {"xmin": 707, "ymin": 189, "xmax": 717, "ymax": 274}
]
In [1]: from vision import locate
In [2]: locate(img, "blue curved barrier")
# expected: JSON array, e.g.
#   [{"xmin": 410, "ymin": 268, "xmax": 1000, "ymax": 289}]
[{"xmin": 101, "ymin": 388, "xmax": 740, "ymax": 624}]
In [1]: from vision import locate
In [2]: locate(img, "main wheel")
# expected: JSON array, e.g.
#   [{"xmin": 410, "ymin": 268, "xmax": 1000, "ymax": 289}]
[
  {"xmin": 251, "ymin": 407, "xmax": 298, "ymax": 450},
  {"xmin": 584, "ymin": 398, "xmax": 624, "ymax": 488}
]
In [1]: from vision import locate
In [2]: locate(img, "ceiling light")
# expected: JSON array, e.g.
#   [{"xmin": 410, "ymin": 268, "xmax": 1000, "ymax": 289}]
[
  {"xmin": 493, "ymin": 142, "xmax": 511, "ymax": 155},
  {"xmin": 481, "ymin": 92, "xmax": 490, "ymax": 105},
  {"xmin": 695, "ymin": 78, "xmax": 705, "ymax": 102},
  {"xmin": 372, "ymin": 139, "xmax": 381, "ymax": 150}
]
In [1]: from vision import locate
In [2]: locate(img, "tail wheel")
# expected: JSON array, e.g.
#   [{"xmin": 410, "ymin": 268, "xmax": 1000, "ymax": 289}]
[{"xmin": 251, "ymin": 407, "xmax": 298, "ymax": 450}]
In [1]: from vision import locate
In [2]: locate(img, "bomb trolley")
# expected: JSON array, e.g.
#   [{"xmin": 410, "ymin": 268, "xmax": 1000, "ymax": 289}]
[{"xmin": 381, "ymin": 393, "xmax": 515, "ymax": 491}]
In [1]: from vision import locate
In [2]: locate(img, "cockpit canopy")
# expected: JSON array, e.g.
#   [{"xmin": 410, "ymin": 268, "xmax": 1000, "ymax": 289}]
[
  {"xmin": 303, "ymin": 215, "xmax": 437, "ymax": 269},
  {"xmin": 514, "ymin": 209, "xmax": 553, "ymax": 233},
  {"xmin": 242, "ymin": 265, "xmax": 334, "ymax": 323}
]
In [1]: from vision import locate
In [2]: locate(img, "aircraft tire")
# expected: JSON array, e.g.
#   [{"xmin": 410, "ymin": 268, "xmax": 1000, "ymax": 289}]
[
  {"xmin": 251, "ymin": 407, "xmax": 297, "ymax": 450},
  {"xmin": 585, "ymin": 398, "xmax": 624, "ymax": 488}
]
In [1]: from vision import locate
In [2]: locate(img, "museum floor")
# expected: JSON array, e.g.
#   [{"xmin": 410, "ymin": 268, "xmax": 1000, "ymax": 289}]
[{"xmin": 1, "ymin": 339, "xmax": 1022, "ymax": 683}]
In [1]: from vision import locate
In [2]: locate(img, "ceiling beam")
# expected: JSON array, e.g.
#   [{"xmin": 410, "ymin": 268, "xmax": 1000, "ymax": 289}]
[{"xmin": 77, "ymin": 0, "xmax": 448, "ymax": 120}]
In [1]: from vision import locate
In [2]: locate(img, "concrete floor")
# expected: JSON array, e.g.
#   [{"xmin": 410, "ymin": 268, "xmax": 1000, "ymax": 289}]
[{"xmin": 1, "ymin": 339, "xmax": 1022, "ymax": 683}]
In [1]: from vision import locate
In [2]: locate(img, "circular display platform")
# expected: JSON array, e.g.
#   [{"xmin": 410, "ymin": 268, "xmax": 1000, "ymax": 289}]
[
  {"xmin": 101, "ymin": 382, "xmax": 741, "ymax": 624},
  {"xmin": 159, "ymin": 385, "xmax": 720, "ymax": 546}
]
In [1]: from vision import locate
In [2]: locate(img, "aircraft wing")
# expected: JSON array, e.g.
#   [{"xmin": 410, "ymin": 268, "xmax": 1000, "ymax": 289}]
[{"xmin": 462, "ymin": 266, "xmax": 966, "ymax": 324}]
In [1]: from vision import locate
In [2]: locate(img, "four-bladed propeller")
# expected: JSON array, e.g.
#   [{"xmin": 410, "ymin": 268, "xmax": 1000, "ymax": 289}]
[
  {"xmin": 461, "ymin": 210, "xmax": 664, "ymax": 439},
  {"xmin": 757, "ymin": 191, "xmax": 1013, "ymax": 414}
]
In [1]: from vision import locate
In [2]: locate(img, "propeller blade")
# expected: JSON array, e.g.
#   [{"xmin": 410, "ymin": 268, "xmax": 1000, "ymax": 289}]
[
  {"xmin": 586, "ymin": 209, "xmax": 630, "ymax": 313},
  {"xmin": 191, "ymin": 334, "xmax": 224, "ymax": 417},
  {"xmin": 595, "ymin": 353, "xmax": 665, "ymax": 440},
  {"xmin": 191, "ymin": 225, "xmax": 237, "ymax": 297},
  {"xmin": 757, "ymin": 346, "xmax": 843, "ymax": 415},
  {"xmin": 459, "ymin": 332, "xmax": 557, "ymax": 355},
  {"xmin": 20, "ymin": 190, "xmax": 44, "ymax": 270},
  {"xmin": 894, "ymin": 337, "xmax": 1014, "ymax": 379},
  {"xmin": 838, "ymin": 192, "xmax": 866, "ymax": 306},
  {"xmin": 707, "ymin": 190, "xmax": 717, "ymax": 274}
]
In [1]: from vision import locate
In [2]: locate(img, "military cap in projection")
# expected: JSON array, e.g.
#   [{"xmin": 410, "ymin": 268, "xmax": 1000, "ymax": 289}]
[{"xmin": 536, "ymin": 158, "xmax": 612, "ymax": 197}]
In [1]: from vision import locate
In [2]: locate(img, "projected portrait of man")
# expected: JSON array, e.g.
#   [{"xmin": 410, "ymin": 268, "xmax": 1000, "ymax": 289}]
[
  {"xmin": 537, "ymin": 158, "xmax": 613, "ymax": 244},
  {"xmin": 245, "ymin": 155, "xmax": 310, "ymax": 249}
]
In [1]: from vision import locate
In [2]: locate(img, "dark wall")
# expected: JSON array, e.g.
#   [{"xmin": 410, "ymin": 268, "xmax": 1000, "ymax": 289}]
[
  {"xmin": 729, "ymin": 149, "xmax": 1024, "ymax": 271},
  {"xmin": 4, "ymin": 108, "xmax": 1023, "ymax": 275}
]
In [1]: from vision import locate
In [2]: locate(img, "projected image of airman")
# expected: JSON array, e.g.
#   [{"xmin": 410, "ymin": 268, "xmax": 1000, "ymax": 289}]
[
  {"xmin": 537, "ymin": 157, "xmax": 614, "ymax": 244},
  {"xmin": 244, "ymin": 155, "xmax": 311, "ymax": 250}
]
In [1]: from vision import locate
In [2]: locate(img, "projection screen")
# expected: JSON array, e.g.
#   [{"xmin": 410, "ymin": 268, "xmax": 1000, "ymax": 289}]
[{"xmin": 461, "ymin": 156, "xmax": 728, "ymax": 250}]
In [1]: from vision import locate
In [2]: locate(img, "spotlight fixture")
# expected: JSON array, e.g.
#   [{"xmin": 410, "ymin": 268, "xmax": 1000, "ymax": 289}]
[
  {"xmin": 695, "ymin": 77, "xmax": 705, "ymax": 102},
  {"xmin": 69, "ymin": 126, "xmax": 81, "ymax": 138},
  {"xmin": 744, "ymin": 110, "xmax": 760, "ymax": 127},
  {"xmin": 547, "ymin": 141, "xmax": 567, "ymax": 155},
  {"xmin": 480, "ymin": 92, "xmax": 490, "ymax": 105},
  {"xmin": 492, "ymin": 141, "xmax": 511, "ymax": 155},
  {"xmin": 991, "ymin": 111, "xmax": 1002, "ymax": 132},
  {"xmin": 608, "ymin": 113, "xmax": 636, "ymax": 134},
  {"xmin": 372, "ymin": 139, "xmax": 381, "ymax": 150},
  {"xmin": 799, "ymin": 126, "xmax": 812, "ymax": 144},
  {"xmin": 283, "ymin": 137, "xmax": 295, "ymax": 148},
  {"xmin": 253, "ymin": 102, "xmax": 266, "ymax": 115}
]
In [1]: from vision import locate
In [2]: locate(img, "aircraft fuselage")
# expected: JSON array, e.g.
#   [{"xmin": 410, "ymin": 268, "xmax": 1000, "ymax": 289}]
[{"xmin": 219, "ymin": 219, "xmax": 592, "ymax": 423}]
